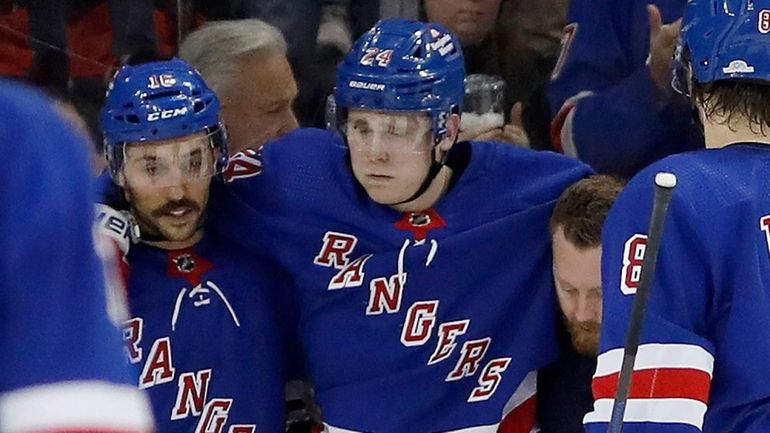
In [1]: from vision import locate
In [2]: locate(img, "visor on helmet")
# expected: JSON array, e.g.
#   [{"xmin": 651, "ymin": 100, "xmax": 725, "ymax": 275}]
[
  {"xmin": 338, "ymin": 110, "xmax": 433, "ymax": 154},
  {"xmin": 119, "ymin": 130, "xmax": 223, "ymax": 188}
]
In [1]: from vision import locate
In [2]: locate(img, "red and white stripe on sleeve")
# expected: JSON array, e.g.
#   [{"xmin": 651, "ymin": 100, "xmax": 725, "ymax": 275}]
[
  {"xmin": 549, "ymin": 90, "xmax": 593, "ymax": 156},
  {"xmin": 584, "ymin": 343, "xmax": 714, "ymax": 429},
  {"xmin": 0, "ymin": 381, "xmax": 154, "ymax": 433}
]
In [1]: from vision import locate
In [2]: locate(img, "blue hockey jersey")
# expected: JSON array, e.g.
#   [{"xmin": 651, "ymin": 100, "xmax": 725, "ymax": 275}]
[
  {"xmin": 122, "ymin": 229, "xmax": 295, "ymax": 433},
  {"xmin": 0, "ymin": 81, "xmax": 153, "ymax": 433},
  {"xmin": 210, "ymin": 128, "xmax": 593, "ymax": 432},
  {"xmin": 587, "ymin": 144, "xmax": 770, "ymax": 432},
  {"xmin": 548, "ymin": 0, "xmax": 702, "ymax": 178}
]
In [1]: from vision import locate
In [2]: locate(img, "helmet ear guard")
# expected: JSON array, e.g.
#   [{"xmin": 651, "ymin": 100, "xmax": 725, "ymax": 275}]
[{"xmin": 431, "ymin": 104, "xmax": 462, "ymax": 148}]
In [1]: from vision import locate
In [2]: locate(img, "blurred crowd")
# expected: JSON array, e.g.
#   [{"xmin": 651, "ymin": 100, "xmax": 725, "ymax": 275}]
[{"xmin": 0, "ymin": 0, "xmax": 570, "ymax": 157}]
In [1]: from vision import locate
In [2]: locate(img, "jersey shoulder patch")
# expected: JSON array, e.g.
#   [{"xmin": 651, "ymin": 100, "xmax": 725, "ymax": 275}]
[{"xmin": 225, "ymin": 148, "xmax": 262, "ymax": 182}]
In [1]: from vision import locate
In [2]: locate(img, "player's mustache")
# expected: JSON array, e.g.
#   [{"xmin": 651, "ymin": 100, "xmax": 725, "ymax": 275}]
[
  {"xmin": 152, "ymin": 199, "xmax": 201, "ymax": 217},
  {"xmin": 565, "ymin": 317, "xmax": 600, "ymax": 334}
]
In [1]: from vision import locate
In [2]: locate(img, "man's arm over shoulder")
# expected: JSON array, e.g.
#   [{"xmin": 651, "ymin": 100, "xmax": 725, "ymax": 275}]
[
  {"xmin": 481, "ymin": 143, "xmax": 594, "ymax": 206},
  {"xmin": 548, "ymin": 0, "xmax": 698, "ymax": 178},
  {"xmin": 210, "ymin": 128, "xmax": 346, "ymax": 255},
  {"xmin": 225, "ymin": 128, "xmax": 344, "ymax": 186}
]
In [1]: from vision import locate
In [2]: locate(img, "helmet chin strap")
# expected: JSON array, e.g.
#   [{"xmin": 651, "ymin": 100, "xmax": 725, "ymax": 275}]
[
  {"xmin": 387, "ymin": 142, "xmax": 447, "ymax": 207},
  {"xmin": 686, "ymin": 79, "xmax": 705, "ymax": 137}
]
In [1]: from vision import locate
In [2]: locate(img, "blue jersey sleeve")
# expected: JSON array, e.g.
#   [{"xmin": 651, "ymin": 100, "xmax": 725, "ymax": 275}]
[
  {"xmin": 0, "ymin": 82, "xmax": 152, "ymax": 433},
  {"xmin": 548, "ymin": 0, "xmax": 700, "ymax": 178},
  {"xmin": 586, "ymin": 162, "xmax": 715, "ymax": 433}
]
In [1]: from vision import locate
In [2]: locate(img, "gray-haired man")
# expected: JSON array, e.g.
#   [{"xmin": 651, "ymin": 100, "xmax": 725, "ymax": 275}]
[{"xmin": 180, "ymin": 19, "xmax": 299, "ymax": 153}]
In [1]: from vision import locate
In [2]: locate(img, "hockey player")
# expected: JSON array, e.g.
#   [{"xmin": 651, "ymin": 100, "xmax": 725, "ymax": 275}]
[
  {"xmin": 210, "ymin": 18, "xmax": 593, "ymax": 432},
  {"xmin": 586, "ymin": 0, "xmax": 770, "ymax": 431},
  {"xmin": 0, "ymin": 81, "xmax": 153, "ymax": 433},
  {"xmin": 99, "ymin": 59, "xmax": 295, "ymax": 433},
  {"xmin": 548, "ymin": 0, "xmax": 702, "ymax": 178}
]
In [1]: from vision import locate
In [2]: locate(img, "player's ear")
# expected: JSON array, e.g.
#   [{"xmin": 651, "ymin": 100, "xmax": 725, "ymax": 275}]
[{"xmin": 436, "ymin": 113, "xmax": 460, "ymax": 157}]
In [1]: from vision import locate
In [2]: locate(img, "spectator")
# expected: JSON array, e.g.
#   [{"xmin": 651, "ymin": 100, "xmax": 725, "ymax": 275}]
[
  {"xmin": 423, "ymin": 0, "xmax": 501, "ymax": 46},
  {"xmin": 421, "ymin": 0, "xmax": 568, "ymax": 148},
  {"xmin": 0, "ymin": 0, "xmax": 177, "ymax": 158},
  {"xmin": 191, "ymin": 0, "xmax": 379, "ymax": 128},
  {"xmin": 9, "ymin": 0, "xmax": 169, "ymax": 89},
  {"xmin": 0, "ymin": 80, "xmax": 153, "ymax": 433},
  {"xmin": 548, "ymin": 0, "xmax": 702, "ymax": 178},
  {"xmin": 179, "ymin": 19, "xmax": 299, "ymax": 153},
  {"xmin": 244, "ymin": 0, "xmax": 380, "ymax": 127},
  {"xmin": 537, "ymin": 175, "xmax": 624, "ymax": 433}
]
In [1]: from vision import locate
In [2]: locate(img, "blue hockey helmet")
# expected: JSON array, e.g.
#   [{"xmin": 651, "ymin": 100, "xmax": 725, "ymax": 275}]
[
  {"xmin": 334, "ymin": 18, "xmax": 466, "ymax": 145},
  {"xmin": 101, "ymin": 58, "xmax": 228, "ymax": 182},
  {"xmin": 674, "ymin": 0, "xmax": 770, "ymax": 93}
]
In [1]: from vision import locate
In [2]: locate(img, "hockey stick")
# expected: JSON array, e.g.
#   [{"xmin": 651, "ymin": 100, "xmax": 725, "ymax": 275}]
[{"xmin": 607, "ymin": 172, "xmax": 677, "ymax": 433}]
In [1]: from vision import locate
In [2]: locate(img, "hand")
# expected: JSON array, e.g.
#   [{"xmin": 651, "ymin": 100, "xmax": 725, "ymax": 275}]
[
  {"xmin": 94, "ymin": 204, "xmax": 140, "ymax": 258},
  {"xmin": 647, "ymin": 5, "xmax": 682, "ymax": 100},
  {"xmin": 460, "ymin": 103, "xmax": 530, "ymax": 147},
  {"xmin": 94, "ymin": 204, "xmax": 139, "ymax": 324}
]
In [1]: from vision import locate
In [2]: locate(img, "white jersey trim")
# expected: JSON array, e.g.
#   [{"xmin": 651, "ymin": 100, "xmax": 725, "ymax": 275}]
[
  {"xmin": 558, "ymin": 90, "xmax": 594, "ymax": 158},
  {"xmin": 584, "ymin": 398, "xmax": 707, "ymax": 428},
  {"xmin": 324, "ymin": 422, "xmax": 500, "ymax": 433},
  {"xmin": 595, "ymin": 343, "xmax": 714, "ymax": 378},
  {"xmin": 0, "ymin": 380, "xmax": 154, "ymax": 433},
  {"xmin": 502, "ymin": 370, "xmax": 537, "ymax": 417}
]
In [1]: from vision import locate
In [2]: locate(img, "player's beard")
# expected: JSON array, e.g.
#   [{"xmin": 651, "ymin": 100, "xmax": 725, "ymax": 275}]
[{"xmin": 565, "ymin": 318, "xmax": 601, "ymax": 357}]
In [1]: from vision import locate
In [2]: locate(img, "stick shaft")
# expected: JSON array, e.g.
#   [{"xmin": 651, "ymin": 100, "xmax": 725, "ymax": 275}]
[{"xmin": 607, "ymin": 173, "xmax": 676, "ymax": 433}]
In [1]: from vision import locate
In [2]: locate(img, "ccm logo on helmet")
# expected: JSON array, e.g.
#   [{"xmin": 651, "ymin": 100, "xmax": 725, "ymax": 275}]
[
  {"xmin": 348, "ymin": 80, "xmax": 386, "ymax": 91},
  {"xmin": 147, "ymin": 107, "xmax": 188, "ymax": 122}
]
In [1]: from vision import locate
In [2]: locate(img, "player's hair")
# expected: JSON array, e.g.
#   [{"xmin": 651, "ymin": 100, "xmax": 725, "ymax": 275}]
[
  {"xmin": 550, "ymin": 175, "xmax": 625, "ymax": 249},
  {"xmin": 692, "ymin": 80, "xmax": 770, "ymax": 134},
  {"xmin": 179, "ymin": 19, "xmax": 287, "ymax": 98}
]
